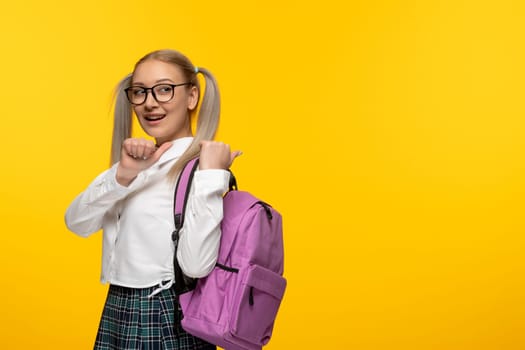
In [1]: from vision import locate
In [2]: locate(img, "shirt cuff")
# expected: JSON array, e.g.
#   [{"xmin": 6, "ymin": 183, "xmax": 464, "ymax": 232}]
[
  {"xmin": 193, "ymin": 169, "xmax": 230, "ymax": 195},
  {"xmin": 100, "ymin": 164, "xmax": 149, "ymax": 197}
]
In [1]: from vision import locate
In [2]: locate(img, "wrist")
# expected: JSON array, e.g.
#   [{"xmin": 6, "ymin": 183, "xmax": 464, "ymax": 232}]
[{"xmin": 116, "ymin": 165, "xmax": 137, "ymax": 187}]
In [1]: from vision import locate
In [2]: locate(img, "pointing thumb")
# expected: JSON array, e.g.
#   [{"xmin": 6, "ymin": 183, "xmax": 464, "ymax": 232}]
[{"xmin": 152, "ymin": 142, "xmax": 173, "ymax": 161}]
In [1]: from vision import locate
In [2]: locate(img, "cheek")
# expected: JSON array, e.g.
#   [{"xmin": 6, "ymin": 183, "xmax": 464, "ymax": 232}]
[{"xmin": 167, "ymin": 101, "xmax": 188, "ymax": 116}]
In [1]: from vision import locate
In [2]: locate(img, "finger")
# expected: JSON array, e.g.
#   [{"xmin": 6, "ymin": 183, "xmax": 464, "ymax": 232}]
[
  {"xmin": 142, "ymin": 142, "xmax": 157, "ymax": 160},
  {"xmin": 231, "ymin": 150, "xmax": 243, "ymax": 159},
  {"xmin": 121, "ymin": 139, "xmax": 135, "ymax": 159},
  {"xmin": 199, "ymin": 140, "xmax": 213, "ymax": 149},
  {"xmin": 150, "ymin": 142, "xmax": 173, "ymax": 162},
  {"xmin": 136, "ymin": 140, "xmax": 153, "ymax": 159},
  {"xmin": 229, "ymin": 150, "xmax": 243, "ymax": 166},
  {"xmin": 135, "ymin": 144, "xmax": 145, "ymax": 159},
  {"xmin": 128, "ymin": 140, "xmax": 139, "ymax": 159}
]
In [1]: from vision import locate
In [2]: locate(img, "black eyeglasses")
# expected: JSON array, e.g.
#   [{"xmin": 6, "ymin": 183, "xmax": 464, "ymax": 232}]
[{"xmin": 124, "ymin": 82, "xmax": 192, "ymax": 105}]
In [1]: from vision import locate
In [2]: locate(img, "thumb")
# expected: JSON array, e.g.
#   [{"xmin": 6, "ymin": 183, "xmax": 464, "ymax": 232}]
[
  {"xmin": 231, "ymin": 150, "xmax": 243, "ymax": 158},
  {"xmin": 151, "ymin": 142, "xmax": 173, "ymax": 161},
  {"xmin": 229, "ymin": 150, "xmax": 243, "ymax": 165}
]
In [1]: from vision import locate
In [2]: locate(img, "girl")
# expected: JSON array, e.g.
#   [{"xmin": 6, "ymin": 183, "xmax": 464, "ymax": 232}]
[{"xmin": 65, "ymin": 49, "xmax": 239, "ymax": 349}]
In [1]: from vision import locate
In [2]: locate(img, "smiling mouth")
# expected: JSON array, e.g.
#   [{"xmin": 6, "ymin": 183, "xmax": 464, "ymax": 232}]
[{"xmin": 144, "ymin": 115, "xmax": 166, "ymax": 122}]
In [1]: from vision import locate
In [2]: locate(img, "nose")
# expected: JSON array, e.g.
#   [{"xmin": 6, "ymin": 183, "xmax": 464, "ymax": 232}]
[{"xmin": 143, "ymin": 90, "xmax": 159, "ymax": 108}]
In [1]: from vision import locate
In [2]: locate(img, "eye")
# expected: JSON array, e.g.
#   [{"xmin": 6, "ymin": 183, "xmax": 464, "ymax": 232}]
[
  {"xmin": 131, "ymin": 88, "xmax": 146, "ymax": 96},
  {"xmin": 155, "ymin": 85, "xmax": 174, "ymax": 95}
]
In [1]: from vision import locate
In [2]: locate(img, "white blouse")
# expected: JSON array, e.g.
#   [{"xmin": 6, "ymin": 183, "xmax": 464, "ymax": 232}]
[{"xmin": 65, "ymin": 137, "xmax": 230, "ymax": 292}]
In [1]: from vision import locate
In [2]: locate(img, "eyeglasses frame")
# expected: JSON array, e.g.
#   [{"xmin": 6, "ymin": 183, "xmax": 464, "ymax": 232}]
[{"xmin": 124, "ymin": 82, "xmax": 193, "ymax": 105}]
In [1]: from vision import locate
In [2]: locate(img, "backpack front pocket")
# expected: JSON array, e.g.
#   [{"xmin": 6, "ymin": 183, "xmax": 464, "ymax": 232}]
[{"xmin": 228, "ymin": 264, "xmax": 287, "ymax": 346}]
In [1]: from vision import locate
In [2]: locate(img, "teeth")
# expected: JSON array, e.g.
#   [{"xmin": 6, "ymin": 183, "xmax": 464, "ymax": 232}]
[{"xmin": 146, "ymin": 115, "xmax": 164, "ymax": 121}]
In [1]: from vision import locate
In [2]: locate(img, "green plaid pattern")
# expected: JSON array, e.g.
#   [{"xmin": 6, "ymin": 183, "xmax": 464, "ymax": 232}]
[{"xmin": 94, "ymin": 284, "xmax": 216, "ymax": 350}]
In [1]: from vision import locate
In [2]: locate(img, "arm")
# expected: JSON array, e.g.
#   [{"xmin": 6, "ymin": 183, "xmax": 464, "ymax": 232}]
[
  {"xmin": 65, "ymin": 139, "xmax": 173, "ymax": 237},
  {"xmin": 176, "ymin": 169, "xmax": 230, "ymax": 277},
  {"xmin": 64, "ymin": 164, "xmax": 139, "ymax": 237}
]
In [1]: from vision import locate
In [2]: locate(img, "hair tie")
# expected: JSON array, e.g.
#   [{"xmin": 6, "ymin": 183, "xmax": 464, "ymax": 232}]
[{"xmin": 194, "ymin": 66, "xmax": 199, "ymax": 74}]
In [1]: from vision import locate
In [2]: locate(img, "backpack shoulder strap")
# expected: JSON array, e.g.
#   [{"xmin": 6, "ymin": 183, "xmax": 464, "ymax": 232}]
[
  {"xmin": 173, "ymin": 157, "xmax": 200, "ymax": 232},
  {"xmin": 172, "ymin": 157, "xmax": 200, "ymax": 295},
  {"xmin": 173, "ymin": 157, "xmax": 238, "ymax": 233},
  {"xmin": 172, "ymin": 157, "xmax": 238, "ymax": 295}
]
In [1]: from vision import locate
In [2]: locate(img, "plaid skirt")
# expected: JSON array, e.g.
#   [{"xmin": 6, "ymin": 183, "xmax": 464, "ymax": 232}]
[{"xmin": 94, "ymin": 284, "xmax": 216, "ymax": 350}]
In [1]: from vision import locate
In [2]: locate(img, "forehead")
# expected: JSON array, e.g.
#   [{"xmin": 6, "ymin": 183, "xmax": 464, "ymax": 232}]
[{"xmin": 132, "ymin": 59, "xmax": 184, "ymax": 85}]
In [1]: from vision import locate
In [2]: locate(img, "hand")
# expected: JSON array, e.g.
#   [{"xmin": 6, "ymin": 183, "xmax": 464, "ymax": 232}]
[
  {"xmin": 116, "ymin": 138, "xmax": 172, "ymax": 186},
  {"xmin": 199, "ymin": 140, "xmax": 242, "ymax": 170}
]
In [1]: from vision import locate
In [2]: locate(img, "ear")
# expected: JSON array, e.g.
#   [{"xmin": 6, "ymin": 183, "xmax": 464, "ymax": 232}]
[{"xmin": 187, "ymin": 85, "xmax": 199, "ymax": 111}]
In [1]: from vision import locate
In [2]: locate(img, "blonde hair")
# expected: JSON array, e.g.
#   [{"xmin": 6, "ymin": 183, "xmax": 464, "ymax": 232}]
[{"xmin": 110, "ymin": 49, "xmax": 220, "ymax": 179}]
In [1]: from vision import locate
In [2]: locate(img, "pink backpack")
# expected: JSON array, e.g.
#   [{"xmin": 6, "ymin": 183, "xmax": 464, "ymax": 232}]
[{"xmin": 172, "ymin": 158, "xmax": 287, "ymax": 350}]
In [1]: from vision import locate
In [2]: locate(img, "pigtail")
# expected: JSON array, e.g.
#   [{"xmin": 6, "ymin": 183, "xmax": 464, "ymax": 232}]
[
  {"xmin": 167, "ymin": 67, "xmax": 220, "ymax": 179},
  {"xmin": 110, "ymin": 73, "xmax": 133, "ymax": 165}
]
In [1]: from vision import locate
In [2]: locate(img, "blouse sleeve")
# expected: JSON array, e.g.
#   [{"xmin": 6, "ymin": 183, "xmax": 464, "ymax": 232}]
[
  {"xmin": 176, "ymin": 169, "xmax": 230, "ymax": 278},
  {"xmin": 64, "ymin": 163, "xmax": 149, "ymax": 237}
]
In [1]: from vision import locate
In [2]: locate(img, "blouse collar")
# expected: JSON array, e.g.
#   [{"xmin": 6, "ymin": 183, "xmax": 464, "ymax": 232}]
[{"xmin": 156, "ymin": 137, "xmax": 194, "ymax": 167}]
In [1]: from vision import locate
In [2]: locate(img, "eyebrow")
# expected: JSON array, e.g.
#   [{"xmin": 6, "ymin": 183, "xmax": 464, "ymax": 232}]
[{"xmin": 132, "ymin": 78, "xmax": 175, "ymax": 86}]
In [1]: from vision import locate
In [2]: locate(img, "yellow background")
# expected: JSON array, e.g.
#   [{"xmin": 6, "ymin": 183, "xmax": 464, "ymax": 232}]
[{"xmin": 1, "ymin": 0, "xmax": 524, "ymax": 349}]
